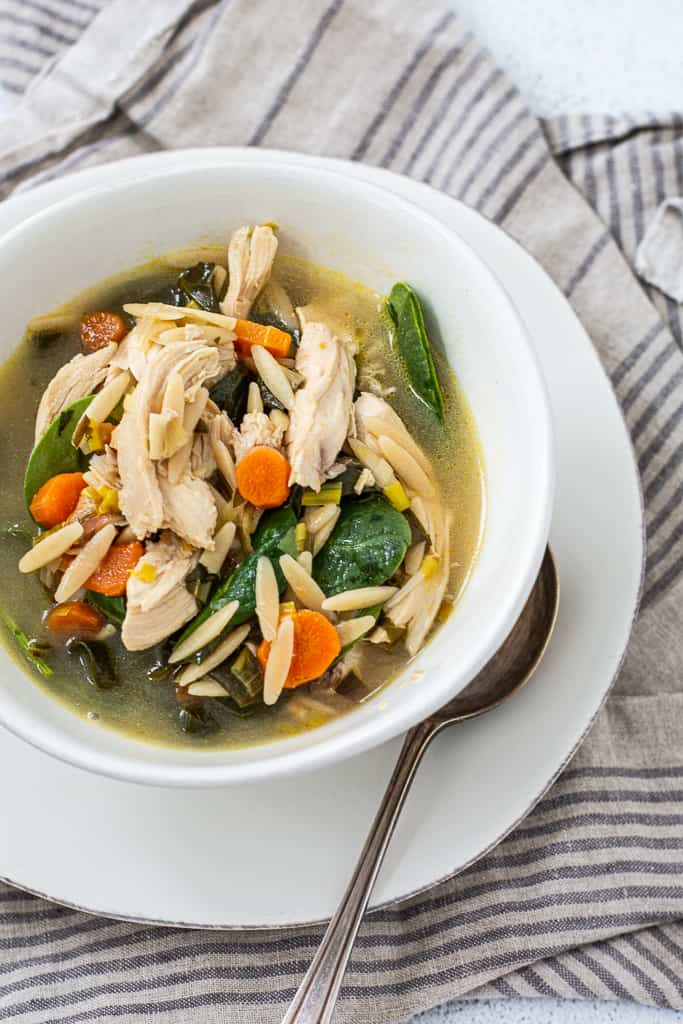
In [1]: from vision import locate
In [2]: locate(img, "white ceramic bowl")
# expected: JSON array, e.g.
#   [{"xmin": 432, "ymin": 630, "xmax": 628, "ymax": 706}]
[{"xmin": 0, "ymin": 161, "xmax": 553, "ymax": 786}]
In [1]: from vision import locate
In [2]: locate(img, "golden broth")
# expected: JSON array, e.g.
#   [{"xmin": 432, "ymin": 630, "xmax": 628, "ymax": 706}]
[{"xmin": 0, "ymin": 249, "xmax": 483, "ymax": 750}]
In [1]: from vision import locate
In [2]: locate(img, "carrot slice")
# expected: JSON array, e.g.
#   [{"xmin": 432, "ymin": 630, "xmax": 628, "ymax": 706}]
[
  {"xmin": 29, "ymin": 472, "xmax": 86, "ymax": 528},
  {"xmin": 85, "ymin": 540, "xmax": 144, "ymax": 596},
  {"xmin": 235, "ymin": 446, "xmax": 291, "ymax": 509},
  {"xmin": 47, "ymin": 601, "xmax": 103, "ymax": 634},
  {"xmin": 257, "ymin": 609, "xmax": 341, "ymax": 688},
  {"xmin": 80, "ymin": 311, "xmax": 127, "ymax": 353},
  {"xmin": 234, "ymin": 320, "xmax": 292, "ymax": 359}
]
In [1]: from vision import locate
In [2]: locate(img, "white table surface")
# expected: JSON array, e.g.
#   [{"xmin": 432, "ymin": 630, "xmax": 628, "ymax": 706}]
[{"xmin": 411, "ymin": 2, "xmax": 681, "ymax": 1023}]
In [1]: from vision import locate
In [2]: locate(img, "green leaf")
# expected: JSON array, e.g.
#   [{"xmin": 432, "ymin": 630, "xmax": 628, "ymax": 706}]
[
  {"xmin": 85, "ymin": 591, "xmax": 126, "ymax": 625},
  {"xmin": 176, "ymin": 261, "xmax": 220, "ymax": 312},
  {"xmin": 313, "ymin": 496, "xmax": 411, "ymax": 596},
  {"xmin": 385, "ymin": 282, "xmax": 445, "ymax": 420},
  {"xmin": 179, "ymin": 506, "xmax": 298, "ymax": 641},
  {"xmin": 209, "ymin": 364, "xmax": 252, "ymax": 422},
  {"xmin": 24, "ymin": 396, "xmax": 93, "ymax": 511}
]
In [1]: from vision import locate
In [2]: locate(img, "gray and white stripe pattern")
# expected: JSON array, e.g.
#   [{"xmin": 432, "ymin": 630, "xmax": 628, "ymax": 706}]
[
  {"xmin": 544, "ymin": 112, "xmax": 683, "ymax": 609},
  {"xmin": 0, "ymin": 2, "xmax": 682, "ymax": 1021},
  {"xmin": 0, "ymin": 0, "xmax": 107, "ymax": 102}
]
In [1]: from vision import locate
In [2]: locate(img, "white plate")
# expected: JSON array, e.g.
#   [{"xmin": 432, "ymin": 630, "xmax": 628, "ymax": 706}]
[{"xmin": 0, "ymin": 149, "xmax": 642, "ymax": 928}]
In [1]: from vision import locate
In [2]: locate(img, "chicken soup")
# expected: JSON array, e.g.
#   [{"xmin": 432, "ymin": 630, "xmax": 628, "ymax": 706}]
[{"xmin": 0, "ymin": 225, "xmax": 483, "ymax": 749}]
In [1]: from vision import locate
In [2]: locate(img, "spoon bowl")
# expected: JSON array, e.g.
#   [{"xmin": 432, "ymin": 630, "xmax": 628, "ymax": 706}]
[
  {"xmin": 283, "ymin": 546, "xmax": 560, "ymax": 1024},
  {"xmin": 435, "ymin": 547, "xmax": 559, "ymax": 723}
]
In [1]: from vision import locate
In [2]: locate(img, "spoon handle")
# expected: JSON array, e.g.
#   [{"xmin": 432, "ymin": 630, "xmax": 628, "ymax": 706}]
[{"xmin": 281, "ymin": 719, "xmax": 438, "ymax": 1024}]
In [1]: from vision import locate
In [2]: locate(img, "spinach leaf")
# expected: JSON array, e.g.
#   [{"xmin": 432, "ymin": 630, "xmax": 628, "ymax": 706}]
[
  {"xmin": 385, "ymin": 282, "xmax": 445, "ymax": 420},
  {"xmin": 65, "ymin": 638, "xmax": 118, "ymax": 690},
  {"xmin": 210, "ymin": 364, "xmax": 252, "ymax": 422},
  {"xmin": 24, "ymin": 395, "xmax": 93, "ymax": 511},
  {"xmin": 179, "ymin": 506, "xmax": 298, "ymax": 640},
  {"xmin": 258, "ymin": 378, "xmax": 286, "ymax": 412},
  {"xmin": 313, "ymin": 496, "xmax": 410, "ymax": 596},
  {"xmin": 86, "ymin": 591, "xmax": 125, "ymax": 626},
  {"xmin": 177, "ymin": 261, "xmax": 220, "ymax": 312}
]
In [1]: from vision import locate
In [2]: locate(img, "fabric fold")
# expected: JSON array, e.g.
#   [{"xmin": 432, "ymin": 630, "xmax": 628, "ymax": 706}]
[{"xmin": 0, "ymin": 2, "xmax": 681, "ymax": 1021}]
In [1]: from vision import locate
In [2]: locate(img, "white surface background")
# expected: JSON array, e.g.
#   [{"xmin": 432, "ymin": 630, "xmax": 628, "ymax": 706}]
[{"xmin": 413, "ymin": 1, "xmax": 681, "ymax": 1023}]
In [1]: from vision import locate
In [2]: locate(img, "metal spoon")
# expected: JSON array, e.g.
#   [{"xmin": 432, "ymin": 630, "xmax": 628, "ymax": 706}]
[{"xmin": 282, "ymin": 546, "xmax": 560, "ymax": 1024}]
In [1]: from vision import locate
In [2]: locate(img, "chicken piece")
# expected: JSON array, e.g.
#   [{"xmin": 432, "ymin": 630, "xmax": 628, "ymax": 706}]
[
  {"xmin": 232, "ymin": 411, "xmax": 286, "ymax": 464},
  {"xmin": 113, "ymin": 409, "xmax": 164, "ymax": 540},
  {"xmin": 220, "ymin": 225, "xmax": 278, "ymax": 319},
  {"xmin": 83, "ymin": 447, "xmax": 120, "ymax": 492},
  {"xmin": 34, "ymin": 343, "xmax": 116, "ymax": 442},
  {"xmin": 189, "ymin": 433, "xmax": 216, "ymax": 479},
  {"xmin": 286, "ymin": 313, "xmax": 356, "ymax": 490},
  {"xmin": 114, "ymin": 342, "xmax": 230, "ymax": 539},
  {"xmin": 121, "ymin": 531, "xmax": 197, "ymax": 651},
  {"xmin": 158, "ymin": 466, "xmax": 217, "ymax": 550}
]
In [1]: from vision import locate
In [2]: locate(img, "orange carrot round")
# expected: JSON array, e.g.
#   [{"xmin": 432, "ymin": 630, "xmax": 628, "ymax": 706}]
[
  {"xmin": 80, "ymin": 311, "xmax": 127, "ymax": 353},
  {"xmin": 85, "ymin": 540, "xmax": 144, "ymax": 596},
  {"xmin": 47, "ymin": 601, "xmax": 103, "ymax": 634},
  {"xmin": 257, "ymin": 609, "xmax": 341, "ymax": 688},
  {"xmin": 29, "ymin": 472, "xmax": 86, "ymax": 527},
  {"xmin": 235, "ymin": 446, "xmax": 291, "ymax": 509}
]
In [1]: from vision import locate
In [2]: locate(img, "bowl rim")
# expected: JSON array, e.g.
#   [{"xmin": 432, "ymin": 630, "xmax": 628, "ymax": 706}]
[{"xmin": 0, "ymin": 158, "xmax": 554, "ymax": 786}]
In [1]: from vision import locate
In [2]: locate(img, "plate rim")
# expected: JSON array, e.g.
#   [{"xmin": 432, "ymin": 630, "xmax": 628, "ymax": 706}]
[{"xmin": 0, "ymin": 147, "xmax": 644, "ymax": 929}]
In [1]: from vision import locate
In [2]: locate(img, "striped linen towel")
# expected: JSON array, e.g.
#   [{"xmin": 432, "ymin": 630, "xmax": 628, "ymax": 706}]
[{"xmin": 0, "ymin": 2, "xmax": 682, "ymax": 1021}]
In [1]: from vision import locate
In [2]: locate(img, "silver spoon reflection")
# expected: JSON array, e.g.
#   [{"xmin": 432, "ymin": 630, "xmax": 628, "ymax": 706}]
[{"xmin": 282, "ymin": 546, "xmax": 560, "ymax": 1024}]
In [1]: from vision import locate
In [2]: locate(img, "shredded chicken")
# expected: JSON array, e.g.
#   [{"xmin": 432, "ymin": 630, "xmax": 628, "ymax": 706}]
[
  {"xmin": 286, "ymin": 311, "xmax": 356, "ymax": 490},
  {"xmin": 221, "ymin": 225, "xmax": 278, "ymax": 319},
  {"xmin": 83, "ymin": 447, "xmax": 120, "ymax": 492},
  {"xmin": 34, "ymin": 343, "xmax": 116, "ymax": 442},
  {"xmin": 189, "ymin": 433, "xmax": 216, "ymax": 479},
  {"xmin": 121, "ymin": 532, "xmax": 198, "ymax": 651},
  {"xmin": 158, "ymin": 466, "xmax": 217, "ymax": 550},
  {"xmin": 232, "ymin": 411, "xmax": 286, "ymax": 464},
  {"xmin": 114, "ymin": 342, "xmax": 231, "ymax": 539}
]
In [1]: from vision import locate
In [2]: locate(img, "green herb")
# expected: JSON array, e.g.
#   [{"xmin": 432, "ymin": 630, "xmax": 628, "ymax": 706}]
[
  {"xmin": 177, "ymin": 703, "xmax": 216, "ymax": 735},
  {"xmin": 210, "ymin": 364, "xmax": 252, "ymax": 422},
  {"xmin": 385, "ymin": 282, "xmax": 445, "ymax": 420},
  {"xmin": 24, "ymin": 395, "xmax": 93, "ymax": 511},
  {"xmin": 313, "ymin": 495, "xmax": 410, "ymax": 596},
  {"xmin": 301, "ymin": 482, "xmax": 342, "ymax": 506},
  {"xmin": 258, "ymin": 378, "xmax": 286, "ymax": 412},
  {"xmin": 179, "ymin": 506, "xmax": 298, "ymax": 640},
  {"xmin": 65, "ymin": 638, "xmax": 118, "ymax": 690},
  {"xmin": 85, "ymin": 591, "xmax": 125, "ymax": 625},
  {"xmin": 222, "ymin": 647, "xmax": 264, "ymax": 706},
  {"xmin": 176, "ymin": 262, "xmax": 220, "ymax": 312},
  {"xmin": 1, "ymin": 612, "xmax": 52, "ymax": 677}
]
